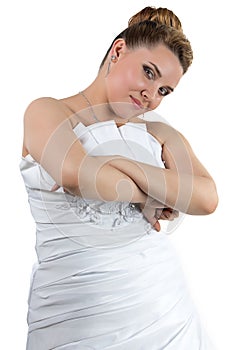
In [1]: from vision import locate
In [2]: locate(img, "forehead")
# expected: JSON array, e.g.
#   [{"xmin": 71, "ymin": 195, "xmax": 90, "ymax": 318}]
[{"xmin": 130, "ymin": 44, "xmax": 183, "ymax": 79}]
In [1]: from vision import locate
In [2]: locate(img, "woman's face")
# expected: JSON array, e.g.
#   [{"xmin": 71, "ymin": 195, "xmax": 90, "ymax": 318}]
[{"xmin": 105, "ymin": 41, "xmax": 183, "ymax": 118}]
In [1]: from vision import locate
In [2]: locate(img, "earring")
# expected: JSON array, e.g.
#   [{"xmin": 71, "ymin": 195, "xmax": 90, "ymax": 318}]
[
  {"xmin": 105, "ymin": 55, "xmax": 117, "ymax": 77},
  {"xmin": 111, "ymin": 55, "xmax": 117, "ymax": 62}
]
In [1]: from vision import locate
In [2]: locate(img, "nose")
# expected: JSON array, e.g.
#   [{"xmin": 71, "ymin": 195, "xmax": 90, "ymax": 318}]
[{"xmin": 141, "ymin": 86, "xmax": 162, "ymax": 110}]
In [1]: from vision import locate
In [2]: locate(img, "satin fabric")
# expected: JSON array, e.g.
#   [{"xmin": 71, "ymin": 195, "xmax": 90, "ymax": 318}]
[{"xmin": 20, "ymin": 120, "xmax": 215, "ymax": 349}]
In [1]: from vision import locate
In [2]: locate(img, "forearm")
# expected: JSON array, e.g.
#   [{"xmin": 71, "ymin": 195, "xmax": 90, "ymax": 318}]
[
  {"xmin": 64, "ymin": 155, "xmax": 148, "ymax": 203},
  {"xmin": 105, "ymin": 156, "xmax": 217, "ymax": 215},
  {"xmin": 63, "ymin": 153, "xmax": 217, "ymax": 215}
]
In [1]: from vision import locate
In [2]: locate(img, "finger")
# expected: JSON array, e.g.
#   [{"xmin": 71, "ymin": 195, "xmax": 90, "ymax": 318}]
[
  {"xmin": 141, "ymin": 207, "xmax": 155, "ymax": 221},
  {"xmin": 160, "ymin": 213, "xmax": 177, "ymax": 221},
  {"xmin": 166, "ymin": 208, "xmax": 179, "ymax": 218},
  {"xmin": 155, "ymin": 208, "xmax": 163, "ymax": 219},
  {"xmin": 172, "ymin": 210, "xmax": 179, "ymax": 218},
  {"xmin": 147, "ymin": 214, "xmax": 161, "ymax": 232},
  {"xmin": 153, "ymin": 220, "xmax": 161, "ymax": 232},
  {"xmin": 161, "ymin": 210, "xmax": 174, "ymax": 220},
  {"xmin": 51, "ymin": 183, "xmax": 60, "ymax": 192},
  {"xmin": 159, "ymin": 209, "xmax": 179, "ymax": 220}
]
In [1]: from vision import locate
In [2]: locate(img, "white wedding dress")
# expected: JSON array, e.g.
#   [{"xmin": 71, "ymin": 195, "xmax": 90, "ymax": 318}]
[{"xmin": 20, "ymin": 120, "xmax": 215, "ymax": 349}]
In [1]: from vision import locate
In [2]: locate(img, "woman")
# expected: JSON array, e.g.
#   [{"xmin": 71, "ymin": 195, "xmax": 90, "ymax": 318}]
[{"xmin": 20, "ymin": 6, "xmax": 218, "ymax": 349}]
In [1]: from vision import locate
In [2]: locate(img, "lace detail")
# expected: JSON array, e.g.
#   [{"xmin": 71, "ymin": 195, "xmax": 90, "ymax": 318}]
[{"xmin": 55, "ymin": 196, "xmax": 143, "ymax": 228}]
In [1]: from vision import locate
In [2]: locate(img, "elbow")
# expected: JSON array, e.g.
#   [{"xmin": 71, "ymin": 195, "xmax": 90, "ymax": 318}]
[
  {"xmin": 201, "ymin": 179, "xmax": 219, "ymax": 215},
  {"xmin": 60, "ymin": 164, "xmax": 80, "ymax": 195},
  {"xmin": 206, "ymin": 192, "xmax": 219, "ymax": 215}
]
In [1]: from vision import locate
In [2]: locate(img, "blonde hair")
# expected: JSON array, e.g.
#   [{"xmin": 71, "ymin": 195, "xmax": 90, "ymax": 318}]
[
  {"xmin": 128, "ymin": 6, "xmax": 182, "ymax": 31},
  {"xmin": 100, "ymin": 6, "xmax": 193, "ymax": 74}
]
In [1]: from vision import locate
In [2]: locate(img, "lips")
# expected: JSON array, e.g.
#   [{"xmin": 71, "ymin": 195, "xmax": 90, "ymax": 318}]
[{"xmin": 130, "ymin": 95, "xmax": 144, "ymax": 109}]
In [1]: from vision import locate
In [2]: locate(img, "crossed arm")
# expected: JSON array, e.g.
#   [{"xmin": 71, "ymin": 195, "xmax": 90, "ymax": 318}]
[
  {"xmin": 101, "ymin": 121, "xmax": 218, "ymax": 215},
  {"xmin": 23, "ymin": 97, "xmax": 218, "ymax": 229}
]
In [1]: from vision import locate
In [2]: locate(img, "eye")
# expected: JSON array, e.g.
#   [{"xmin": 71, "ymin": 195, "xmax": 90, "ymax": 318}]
[
  {"xmin": 143, "ymin": 65, "xmax": 155, "ymax": 80},
  {"xmin": 158, "ymin": 87, "xmax": 170, "ymax": 97}
]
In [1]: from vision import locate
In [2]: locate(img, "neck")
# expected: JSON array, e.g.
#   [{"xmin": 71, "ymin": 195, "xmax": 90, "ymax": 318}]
[
  {"xmin": 79, "ymin": 80, "xmax": 128, "ymax": 123},
  {"xmin": 76, "ymin": 70, "xmax": 143, "ymax": 124}
]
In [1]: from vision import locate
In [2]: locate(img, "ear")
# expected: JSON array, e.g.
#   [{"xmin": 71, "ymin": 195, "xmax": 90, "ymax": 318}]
[{"xmin": 110, "ymin": 39, "xmax": 127, "ymax": 59}]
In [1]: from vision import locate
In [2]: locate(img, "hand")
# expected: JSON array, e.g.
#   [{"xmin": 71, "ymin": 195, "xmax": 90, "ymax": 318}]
[
  {"xmin": 139, "ymin": 203, "xmax": 179, "ymax": 232},
  {"xmin": 51, "ymin": 183, "xmax": 60, "ymax": 192},
  {"xmin": 50, "ymin": 183, "xmax": 74, "ymax": 195},
  {"xmin": 51, "ymin": 184, "xmax": 179, "ymax": 232}
]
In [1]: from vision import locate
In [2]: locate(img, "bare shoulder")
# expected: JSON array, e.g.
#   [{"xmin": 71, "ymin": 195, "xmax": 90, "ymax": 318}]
[
  {"xmin": 22, "ymin": 97, "xmax": 75, "ymax": 158},
  {"xmin": 145, "ymin": 120, "xmax": 186, "ymax": 146},
  {"xmin": 24, "ymin": 97, "xmax": 73, "ymax": 122}
]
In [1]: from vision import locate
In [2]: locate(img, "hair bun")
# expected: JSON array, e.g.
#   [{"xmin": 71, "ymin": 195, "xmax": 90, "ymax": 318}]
[{"xmin": 128, "ymin": 6, "xmax": 182, "ymax": 32}]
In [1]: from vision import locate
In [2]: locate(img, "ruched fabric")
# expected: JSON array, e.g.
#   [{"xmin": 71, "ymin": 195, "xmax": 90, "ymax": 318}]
[{"xmin": 20, "ymin": 121, "xmax": 215, "ymax": 349}]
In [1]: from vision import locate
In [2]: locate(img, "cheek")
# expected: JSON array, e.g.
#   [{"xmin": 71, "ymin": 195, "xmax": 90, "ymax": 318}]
[
  {"xmin": 106, "ymin": 64, "xmax": 143, "ymax": 101},
  {"xmin": 120, "ymin": 65, "xmax": 144, "ymax": 89}
]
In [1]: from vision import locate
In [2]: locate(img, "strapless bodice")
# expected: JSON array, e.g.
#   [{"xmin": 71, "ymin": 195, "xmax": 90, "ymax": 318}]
[{"xmin": 19, "ymin": 121, "xmax": 215, "ymax": 350}]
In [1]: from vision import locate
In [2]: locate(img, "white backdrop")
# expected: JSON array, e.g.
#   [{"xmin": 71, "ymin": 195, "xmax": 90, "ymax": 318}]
[{"xmin": 1, "ymin": 1, "xmax": 232, "ymax": 349}]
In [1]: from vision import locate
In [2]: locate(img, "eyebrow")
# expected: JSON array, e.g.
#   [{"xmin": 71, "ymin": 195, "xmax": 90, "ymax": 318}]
[
  {"xmin": 149, "ymin": 62, "xmax": 162, "ymax": 78},
  {"xmin": 149, "ymin": 61, "xmax": 174, "ymax": 92}
]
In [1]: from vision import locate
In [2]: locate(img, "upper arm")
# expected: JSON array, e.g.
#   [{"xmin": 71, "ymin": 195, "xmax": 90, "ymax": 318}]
[
  {"xmin": 147, "ymin": 121, "xmax": 214, "ymax": 179},
  {"xmin": 23, "ymin": 98, "xmax": 147, "ymax": 202},
  {"xmin": 23, "ymin": 97, "xmax": 86, "ymax": 187}
]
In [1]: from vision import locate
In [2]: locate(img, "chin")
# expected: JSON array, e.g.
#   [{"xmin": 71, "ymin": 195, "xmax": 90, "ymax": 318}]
[{"xmin": 109, "ymin": 101, "xmax": 143, "ymax": 119}]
